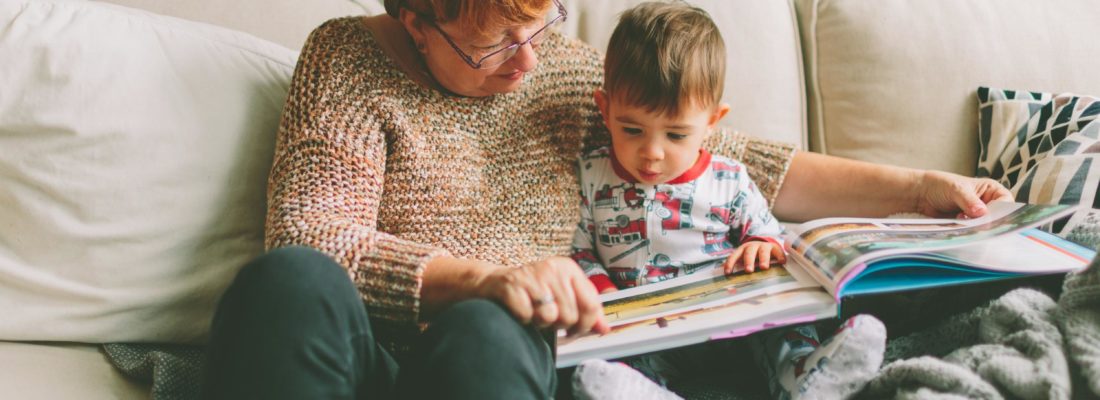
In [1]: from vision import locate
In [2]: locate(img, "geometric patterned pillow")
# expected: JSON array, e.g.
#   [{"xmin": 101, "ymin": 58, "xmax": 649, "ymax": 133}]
[
  {"xmin": 976, "ymin": 87, "xmax": 1054, "ymax": 185},
  {"xmin": 977, "ymin": 86, "xmax": 1100, "ymax": 249}
]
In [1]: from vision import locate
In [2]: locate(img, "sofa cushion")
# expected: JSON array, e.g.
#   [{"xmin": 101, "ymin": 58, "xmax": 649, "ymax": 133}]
[
  {"xmin": 93, "ymin": 0, "xmax": 385, "ymax": 51},
  {"xmin": 975, "ymin": 89, "xmax": 1054, "ymax": 184},
  {"xmin": 0, "ymin": 0, "xmax": 295, "ymax": 343},
  {"xmin": 977, "ymin": 87, "xmax": 1100, "ymax": 249},
  {"xmin": 563, "ymin": 0, "xmax": 806, "ymax": 149},
  {"xmin": 0, "ymin": 341, "xmax": 149, "ymax": 399},
  {"xmin": 796, "ymin": 0, "xmax": 1100, "ymax": 175}
]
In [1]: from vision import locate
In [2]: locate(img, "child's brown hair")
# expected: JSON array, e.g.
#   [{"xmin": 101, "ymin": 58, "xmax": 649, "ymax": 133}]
[{"xmin": 603, "ymin": 1, "xmax": 725, "ymax": 117}]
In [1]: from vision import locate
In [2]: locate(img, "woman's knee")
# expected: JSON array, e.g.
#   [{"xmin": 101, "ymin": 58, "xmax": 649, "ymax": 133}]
[
  {"xmin": 428, "ymin": 299, "xmax": 540, "ymax": 346},
  {"xmin": 411, "ymin": 299, "xmax": 555, "ymax": 396},
  {"xmin": 228, "ymin": 246, "xmax": 357, "ymax": 306}
]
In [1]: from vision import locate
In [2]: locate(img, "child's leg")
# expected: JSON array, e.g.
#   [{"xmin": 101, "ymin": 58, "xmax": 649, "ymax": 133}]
[
  {"xmin": 572, "ymin": 353, "xmax": 682, "ymax": 397},
  {"xmin": 752, "ymin": 314, "xmax": 886, "ymax": 400}
]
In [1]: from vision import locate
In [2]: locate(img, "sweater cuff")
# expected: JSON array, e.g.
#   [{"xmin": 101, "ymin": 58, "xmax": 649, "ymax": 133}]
[{"xmin": 351, "ymin": 235, "xmax": 452, "ymax": 324}]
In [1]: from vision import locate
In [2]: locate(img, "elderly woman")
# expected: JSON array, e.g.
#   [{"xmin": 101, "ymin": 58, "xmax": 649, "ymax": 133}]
[{"xmin": 201, "ymin": 0, "xmax": 1010, "ymax": 399}]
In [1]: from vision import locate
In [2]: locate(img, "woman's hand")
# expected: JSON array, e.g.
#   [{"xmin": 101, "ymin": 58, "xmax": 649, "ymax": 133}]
[
  {"xmin": 475, "ymin": 256, "xmax": 610, "ymax": 337},
  {"xmin": 916, "ymin": 170, "xmax": 1012, "ymax": 218}
]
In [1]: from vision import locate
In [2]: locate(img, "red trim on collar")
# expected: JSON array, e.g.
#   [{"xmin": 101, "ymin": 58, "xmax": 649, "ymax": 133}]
[
  {"xmin": 609, "ymin": 149, "xmax": 712, "ymax": 184},
  {"xmin": 609, "ymin": 150, "xmax": 638, "ymax": 183},
  {"xmin": 666, "ymin": 150, "xmax": 711, "ymax": 184}
]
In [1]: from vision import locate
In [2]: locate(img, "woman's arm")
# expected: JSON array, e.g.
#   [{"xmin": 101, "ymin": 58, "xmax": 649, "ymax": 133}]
[
  {"xmin": 266, "ymin": 20, "xmax": 452, "ymax": 326},
  {"xmin": 771, "ymin": 151, "xmax": 1011, "ymax": 222}
]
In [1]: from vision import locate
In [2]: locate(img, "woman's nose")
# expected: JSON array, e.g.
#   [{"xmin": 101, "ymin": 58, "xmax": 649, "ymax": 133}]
[{"xmin": 508, "ymin": 42, "xmax": 539, "ymax": 72}]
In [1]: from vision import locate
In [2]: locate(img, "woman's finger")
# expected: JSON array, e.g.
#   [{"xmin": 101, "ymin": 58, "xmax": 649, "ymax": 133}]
[
  {"xmin": 549, "ymin": 273, "xmax": 579, "ymax": 331},
  {"xmin": 539, "ymin": 257, "xmax": 583, "ymax": 330},
  {"xmin": 516, "ymin": 264, "xmax": 558, "ymax": 328},
  {"xmin": 494, "ymin": 272, "xmax": 535, "ymax": 324},
  {"xmin": 568, "ymin": 273, "xmax": 606, "ymax": 336}
]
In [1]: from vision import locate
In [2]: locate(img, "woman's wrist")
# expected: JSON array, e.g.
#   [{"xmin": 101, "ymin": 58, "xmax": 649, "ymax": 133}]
[{"xmin": 420, "ymin": 255, "xmax": 503, "ymax": 318}]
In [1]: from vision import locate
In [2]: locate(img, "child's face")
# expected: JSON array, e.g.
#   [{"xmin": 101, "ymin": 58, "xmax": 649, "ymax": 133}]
[{"xmin": 595, "ymin": 90, "xmax": 730, "ymax": 184}]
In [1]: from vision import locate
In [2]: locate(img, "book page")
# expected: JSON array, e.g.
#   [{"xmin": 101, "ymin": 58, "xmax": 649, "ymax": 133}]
[
  {"xmin": 556, "ymin": 287, "xmax": 835, "ymax": 367},
  {"xmin": 598, "ymin": 264, "xmax": 819, "ymax": 328},
  {"xmin": 839, "ymin": 229, "xmax": 1092, "ymax": 297},
  {"xmin": 784, "ymin": 202, "xmax": 1078, "ymax": 294},
  {"xmin": 555, "ymin": 263, "xmax": 829, "ymax": 366}
]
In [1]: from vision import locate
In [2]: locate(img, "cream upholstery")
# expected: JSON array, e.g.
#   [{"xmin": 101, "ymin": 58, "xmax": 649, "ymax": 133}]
[
  {"xmin": 0, "ymin": 342, "xmax": 148, "ymax": 399},
  {"xmin": 95, "ymin": 0, "xmax": 386, "ymax": 51},
  {"xmin": 562, "ymin": 0, "xmax": 807, "ymax": 149},
  {"xmin": 795, "ymin": 0, "xmax": 1100, "ymax": 175},
  {"xmin": 0, "ymin": 0, "xmax": 295, "ymax": 344},
  {"xmin": 96, "ymin": 0, "xmax": 809, "ymax": 148}
]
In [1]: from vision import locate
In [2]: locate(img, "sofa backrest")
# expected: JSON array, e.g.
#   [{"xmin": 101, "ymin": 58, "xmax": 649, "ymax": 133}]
[
  {"xmin": 99, "ymin": 0, "xmax": 810, "ymax": 150},
  {"xmin": 561, "ymin": 0, "xmax": 807, "ymax": 150},
  {"xmin": 94, "ymin": 0, "xmax": 385, "ymax": 51},
  {"xmin": 96, "ymin": 0, "xmax": 1100, "ymax": 177},
  {"xmin": 795, "ymin": 0, "xmax": 1100, "ymax": 175}
]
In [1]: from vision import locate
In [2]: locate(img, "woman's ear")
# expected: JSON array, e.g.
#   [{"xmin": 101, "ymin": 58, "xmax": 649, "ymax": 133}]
[
  {"xmin": 399, "ymin": 9, "xmax": 428, "ymax": 52},
  {"xmin": 594, "ymin": 89, "xmax": 611, "ymax": 127}
]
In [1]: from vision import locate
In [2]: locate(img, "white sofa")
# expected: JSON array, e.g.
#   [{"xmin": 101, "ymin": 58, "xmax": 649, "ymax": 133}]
[{"xmin": 2, "ymin": 0, "xmax": 1099, "ymax": 398}]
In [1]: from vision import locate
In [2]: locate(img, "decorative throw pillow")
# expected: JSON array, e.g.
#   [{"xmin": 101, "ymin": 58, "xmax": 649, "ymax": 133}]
[
  {"xmin": 976, "ymin": 87, "xmax": 1053, "ymax": 185},
  {"xmin": 977, "ymin": 87, "xmax": 1100, "ymax": 249},
  {"xmin": 0, "ymin": 0, "xmax": 296, "ymax": 343}
]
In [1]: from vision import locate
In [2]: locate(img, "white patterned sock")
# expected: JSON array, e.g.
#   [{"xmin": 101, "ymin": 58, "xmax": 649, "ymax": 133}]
[
  {"xmin": 781, "ymin": 314, "xmax": 886, "ymax": 400},
  {"xmin": 571, "ymin": 359, "xmax": 684, "ymax": 400}
]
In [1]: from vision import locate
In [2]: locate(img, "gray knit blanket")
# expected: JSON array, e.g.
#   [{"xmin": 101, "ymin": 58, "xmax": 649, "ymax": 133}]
[
  {"xmin": 102, "ymin": 259, "xmax": 1100, "ymax": 400},
  {"xmin": 859, "ymin": 257, "xmax": 1100, "ymax": 400}
]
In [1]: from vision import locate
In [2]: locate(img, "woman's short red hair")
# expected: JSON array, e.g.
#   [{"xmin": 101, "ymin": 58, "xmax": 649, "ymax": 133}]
[{"xmin": 385, "ymin": 0, "xmax": 552, "ymax": 40}]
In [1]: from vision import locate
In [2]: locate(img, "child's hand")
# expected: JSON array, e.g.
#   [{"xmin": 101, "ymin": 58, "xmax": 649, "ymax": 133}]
[{"xmin": 723, "ymin": 241, "xmax": 786, "ymax": 274}]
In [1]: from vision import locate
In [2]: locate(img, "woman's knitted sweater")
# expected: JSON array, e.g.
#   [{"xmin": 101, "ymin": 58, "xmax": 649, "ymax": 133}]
[{"xmin": 266, "ymin": 16, "xmax": 796, "ymax": 356}]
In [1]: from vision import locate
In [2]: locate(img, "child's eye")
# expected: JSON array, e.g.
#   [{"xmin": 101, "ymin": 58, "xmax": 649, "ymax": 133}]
[
  {"xmin": 623, "ymin": 127, "xmax": 643, "ymax": 136},
  {"xmin": 667, "ymin": 133, "xmax": 687, "ymax": 141}
]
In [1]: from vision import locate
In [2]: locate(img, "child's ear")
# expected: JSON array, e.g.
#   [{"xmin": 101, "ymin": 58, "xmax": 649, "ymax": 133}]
[
  {"xmin": 594, "ymin": 89, "xmax": 611, "ymax": 127},
  {"xmin": 707, "ymin": 103, "xmax": 731, "ymax": 129}
]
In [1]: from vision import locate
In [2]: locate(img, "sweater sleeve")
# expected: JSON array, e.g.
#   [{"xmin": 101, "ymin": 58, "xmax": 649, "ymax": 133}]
[
  {"xmin": 731, "ymin": 163, "xmax": 786, "ymax": 248},
  {"xmin": 704, "ymin": 129, "xmax": 797, "ymax": 208},
  {"xmin": 265, "ymin": 19, "xmax": 449, "ymax": 325}
]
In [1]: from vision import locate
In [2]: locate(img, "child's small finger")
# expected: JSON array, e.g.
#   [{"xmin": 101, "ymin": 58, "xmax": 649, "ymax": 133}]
[
  {"xmin": 743, "ymin": 248, "xmax": 757, "ymax": 272},
  {"xmin": 726, "ymin": 248, "xmax": 744, "ymax": 274},
  {"xmin": 773, "ymin": 245, "xmax": 787, "ymax": 263},
  {"xmin": 759, "ymin": 247, "xmax": 771, "ymax": 270}
]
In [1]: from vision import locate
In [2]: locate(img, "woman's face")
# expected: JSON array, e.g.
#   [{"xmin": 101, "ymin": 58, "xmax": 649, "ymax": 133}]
[{"xmin": 404, "ymin": 9, "xmax": 554, "ymax": 97}]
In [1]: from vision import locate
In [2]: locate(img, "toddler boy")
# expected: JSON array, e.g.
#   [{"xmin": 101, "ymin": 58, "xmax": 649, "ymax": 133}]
[{"xmin": 569, "ymin": 2, "xmax": 885, "ymax": 399}]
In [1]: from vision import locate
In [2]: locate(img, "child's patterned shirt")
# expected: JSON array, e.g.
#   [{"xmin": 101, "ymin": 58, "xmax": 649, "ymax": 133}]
[{"xmin": 571, "ymin": 146, "xmax": 784, "ymax": 292}]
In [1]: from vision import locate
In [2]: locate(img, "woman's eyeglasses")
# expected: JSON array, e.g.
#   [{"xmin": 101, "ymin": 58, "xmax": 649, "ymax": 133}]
[{"xmin": 423, "ymin": 0, "xmax": 567, "ymax": 69}]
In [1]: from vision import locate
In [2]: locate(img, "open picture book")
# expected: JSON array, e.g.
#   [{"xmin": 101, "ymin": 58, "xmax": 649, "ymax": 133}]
[{"xmin": 555, "ymin": 202, "xmax": 1096, "ymax": 367}]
